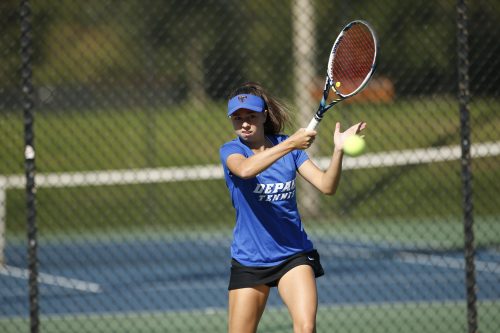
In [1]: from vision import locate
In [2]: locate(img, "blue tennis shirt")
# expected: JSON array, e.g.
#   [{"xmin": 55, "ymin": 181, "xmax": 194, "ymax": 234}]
[{"xmin": 220, "ymin": 134, "xmax": 314, "ymax": 267}]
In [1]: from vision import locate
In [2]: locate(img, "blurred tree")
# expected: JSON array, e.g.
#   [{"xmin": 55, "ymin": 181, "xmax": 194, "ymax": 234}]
[
  {"xmin": 469, "ymin": 0, "xmax": 500, "ymax": 94},
  {"xmin": 1, "ymin": 0, "xmax": 497, "ymax": 104},
  {"xmin": 0, "ymin": 0, "xmax": 20, "ymax": 90}
]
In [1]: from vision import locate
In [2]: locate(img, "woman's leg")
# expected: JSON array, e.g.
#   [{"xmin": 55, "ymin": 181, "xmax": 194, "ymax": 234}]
[
  {"xmin": 277, "ymin": 265, "xmax": 318, "ymax": 333},
  {"xmin": 228, "ymin": 284, "xmax": 270, "ymax": 333}
]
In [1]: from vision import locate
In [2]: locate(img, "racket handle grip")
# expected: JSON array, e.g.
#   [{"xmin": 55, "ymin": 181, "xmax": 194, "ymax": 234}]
[{"xmin": 306, "ymin": 118, "xmax": 320, "ymax": 131}]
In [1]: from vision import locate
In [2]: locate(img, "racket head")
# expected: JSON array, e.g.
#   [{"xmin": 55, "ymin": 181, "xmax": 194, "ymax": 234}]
[{"xmin": 327, "ymin": 20, "xmax": 378, "ymax": 98}]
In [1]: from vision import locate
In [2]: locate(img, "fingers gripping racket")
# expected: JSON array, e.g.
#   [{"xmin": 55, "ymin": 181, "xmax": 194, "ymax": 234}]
[{"xmin": 307, "ymin": 20, "xmax": 378, "ymax": 131}]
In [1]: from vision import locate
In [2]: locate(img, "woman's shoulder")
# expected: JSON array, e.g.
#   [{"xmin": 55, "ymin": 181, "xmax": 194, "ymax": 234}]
[
  {"xmin": 221, "ymin": 137, "xmax": 241, "ymax": 149},
  {"xmin": 220, "ymin": 138, "xmax": 246, "ymax": 157}
]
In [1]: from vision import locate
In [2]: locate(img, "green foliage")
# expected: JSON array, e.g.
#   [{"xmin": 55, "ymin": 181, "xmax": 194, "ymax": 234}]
[
  {"xmin": 0, "ymin": 0, "xmax": 20, "ymax": 87},
  {"xmin": 0, "ymin": 1, "xmax": 497, "ymax": 100},
  {"xmin": 4, "ymin": 1, "xmax": 499, "ymax": 97}
]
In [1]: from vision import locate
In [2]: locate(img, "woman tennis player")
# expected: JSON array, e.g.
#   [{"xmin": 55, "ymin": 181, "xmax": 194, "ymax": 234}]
[{"xmin": 220, "ymin": 82, "xmax": 366, "ymax": 333}]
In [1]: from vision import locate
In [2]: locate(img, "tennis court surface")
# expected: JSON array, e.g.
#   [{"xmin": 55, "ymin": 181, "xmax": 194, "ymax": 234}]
[{"xmin": 2, "ymin": 233, "xmax": 499, "ymax": 316}]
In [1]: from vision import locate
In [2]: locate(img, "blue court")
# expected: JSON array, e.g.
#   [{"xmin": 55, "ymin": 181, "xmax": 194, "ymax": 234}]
[{"xmin": 1, "ymin": 234, "xmax": 499, "ymax": 317}]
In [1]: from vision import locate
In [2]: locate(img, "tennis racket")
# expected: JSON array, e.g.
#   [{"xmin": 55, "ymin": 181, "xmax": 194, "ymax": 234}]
[{"xmin": 306, "ymin": 20, "xmax": 378, "ymax": 131}]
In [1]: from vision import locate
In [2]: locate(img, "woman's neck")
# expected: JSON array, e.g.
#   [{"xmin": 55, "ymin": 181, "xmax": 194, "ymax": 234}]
[{"xmin": 244, "ymin": 135, "xmax": 273, "ymax": 152}]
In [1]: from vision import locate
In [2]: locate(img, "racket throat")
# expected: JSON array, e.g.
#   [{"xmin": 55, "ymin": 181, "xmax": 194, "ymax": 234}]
[
  {"xmin": 313, "ymin": 113, "xmax": 324, "ymax": 122},
  {"xmin": 306, "ymin": 114, "xmax": 323, "ymax": 131}
]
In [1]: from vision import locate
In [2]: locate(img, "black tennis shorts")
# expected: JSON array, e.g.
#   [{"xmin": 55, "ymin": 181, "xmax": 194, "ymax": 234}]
[{"xmin": 228, "ymin": 249, "xmax": 324, "ymax": 290}]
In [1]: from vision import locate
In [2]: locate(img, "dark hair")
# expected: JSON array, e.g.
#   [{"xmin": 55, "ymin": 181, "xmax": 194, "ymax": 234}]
[{"xmin": 228, "ymin": 82, "xmax": 289, "ymax": 134}]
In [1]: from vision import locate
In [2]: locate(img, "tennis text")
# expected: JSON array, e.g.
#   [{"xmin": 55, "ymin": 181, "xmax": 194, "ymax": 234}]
[{"xmin": 252, "ymin": 180, "xmax": 296, "ymax": 202}]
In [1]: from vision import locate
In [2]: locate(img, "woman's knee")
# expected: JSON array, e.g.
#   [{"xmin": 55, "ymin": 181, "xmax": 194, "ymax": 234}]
[{"xmin": 293, "ymin": 319, "xmax": 316, "ymax": 333}]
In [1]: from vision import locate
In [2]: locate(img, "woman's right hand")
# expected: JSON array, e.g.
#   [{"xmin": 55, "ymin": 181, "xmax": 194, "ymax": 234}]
[{"xmin": 287, "ymin": 128, "xmax": 317, "ymax": 150}]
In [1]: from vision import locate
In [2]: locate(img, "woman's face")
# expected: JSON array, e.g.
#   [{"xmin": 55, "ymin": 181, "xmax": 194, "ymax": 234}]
[{"xmin": 230, "ymin": 109, "xmax": 267, "ymax": 142}]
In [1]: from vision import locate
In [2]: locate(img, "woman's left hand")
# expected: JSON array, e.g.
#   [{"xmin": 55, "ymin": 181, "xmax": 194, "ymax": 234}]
[{"xmin": 333, "ymin": 121, "xmax": 367, "ymax": 151}]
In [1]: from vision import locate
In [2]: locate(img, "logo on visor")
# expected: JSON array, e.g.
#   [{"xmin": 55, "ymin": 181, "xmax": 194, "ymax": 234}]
[{"xmin": 238, "ymin": 95, "xmax": 247, "ymax": 103}]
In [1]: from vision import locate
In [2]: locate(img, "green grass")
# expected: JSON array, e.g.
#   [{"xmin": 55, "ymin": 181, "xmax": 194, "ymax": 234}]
[
  {"xmin": 0, "ymin": 100, "xmax": 234, "ymax": 173},
  {"xmin": 4, "ymin": 157, "xmax": 500, "ymax": 250},
  {"xmin": 2, "ymin": 97, "xmax": 499, "ymax": 173},
  {"xmin": 1, "ymin": 301, "xmax": 499, "ymax": 333},
  {"xmin": 2, "ymin": 97, "xmax": 500, "ymax": 248}
]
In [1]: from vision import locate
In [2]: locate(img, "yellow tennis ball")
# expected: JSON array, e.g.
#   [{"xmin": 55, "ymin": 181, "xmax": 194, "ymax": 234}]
[
  {"xmin": 335, "ymin": 81, "xmax": 341, "ymax": 88},
  {"xmin": 343, "ymin": 135, "xmax": 366, "ymax": 157}
]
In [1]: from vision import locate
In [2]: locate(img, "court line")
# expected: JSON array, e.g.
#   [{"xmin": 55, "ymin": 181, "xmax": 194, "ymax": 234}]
[
  {"xmin": 0, "ymin": 265, "xmax": 102, "ymax": 293},
  {"xmin": 320, "ymin": 240, "xmax": 500, "ymax": 275},
  {"xmin": 396, "ymin": 252, "xmax": 500, "ymax": 275}
]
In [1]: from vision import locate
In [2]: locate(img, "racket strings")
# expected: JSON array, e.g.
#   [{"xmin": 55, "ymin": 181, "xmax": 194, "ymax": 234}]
[{"xmin": 330, "ymin": 24, "xmax": 375, "ymax": 96}]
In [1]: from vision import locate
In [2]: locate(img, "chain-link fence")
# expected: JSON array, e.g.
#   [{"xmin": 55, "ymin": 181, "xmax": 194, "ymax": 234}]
[{"xmin": 1, "ymin": 0, "xmax": 499, "ymax": 332}]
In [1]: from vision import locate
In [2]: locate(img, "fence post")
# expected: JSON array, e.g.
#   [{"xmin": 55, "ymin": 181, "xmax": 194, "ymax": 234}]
[
  {"xmin": 20, "ymin": 0, "xmax": 39, "ymax": 332},
  {"xmin": 292, "ymin": 0, "xmax": 319, "ymax": 217},
  {"xmin": 457, "ymin": 1, "xmax": 478, "ymax": 333}
]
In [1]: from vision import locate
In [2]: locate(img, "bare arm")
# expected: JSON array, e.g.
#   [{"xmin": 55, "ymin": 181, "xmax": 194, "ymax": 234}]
[
  {"xmin": 298, "ymin": 122, "xmax": 366, "ymax": 195},
  {"xmin": 226, "ymin": 129, "xmax": 316, "ymax": 179}
]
